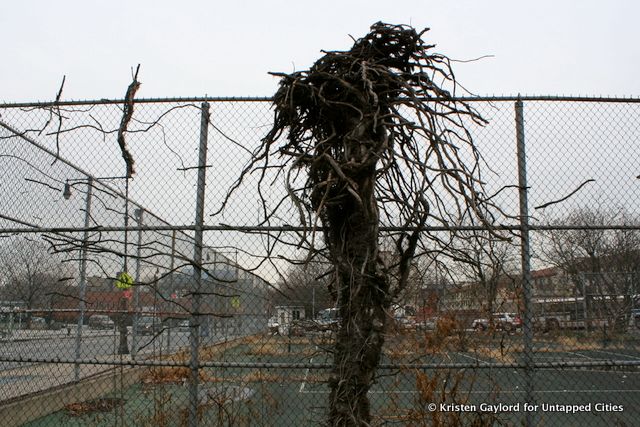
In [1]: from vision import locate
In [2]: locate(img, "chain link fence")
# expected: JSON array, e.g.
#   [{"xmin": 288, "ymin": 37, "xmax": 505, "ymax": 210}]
[{"xmin": 0, "ymin": 96, "xmax": 639, "ymax": 426}]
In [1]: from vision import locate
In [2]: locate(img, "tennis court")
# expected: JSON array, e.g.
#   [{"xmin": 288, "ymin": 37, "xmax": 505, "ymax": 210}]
[{"xmin": 21, "ymin": 332, "xmax": 640, "ymax": 426}]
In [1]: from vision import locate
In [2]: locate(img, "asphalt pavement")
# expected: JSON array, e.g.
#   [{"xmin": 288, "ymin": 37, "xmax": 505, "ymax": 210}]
[{"xmin": 0, "ymin": 326, "xmax": 194, "ymax": 405}]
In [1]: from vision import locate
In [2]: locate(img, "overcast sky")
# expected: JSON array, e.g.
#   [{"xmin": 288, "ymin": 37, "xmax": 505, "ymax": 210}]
[{"xmin": 1, "ymin": 0, "xmax": 638, "ymax": 103}]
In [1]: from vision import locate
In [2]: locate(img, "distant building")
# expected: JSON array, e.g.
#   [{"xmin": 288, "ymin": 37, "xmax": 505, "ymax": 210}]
[
  {"xmin": 531, "ymin": 267, "xmax": 567, "ymax": 297},
  {"xmin": 48, "ymin": 246, "xmax": 273, "ymax": 335},
  {"xmin": 274, "ymin": 305, "xmax": 305, "ymax": 335}
]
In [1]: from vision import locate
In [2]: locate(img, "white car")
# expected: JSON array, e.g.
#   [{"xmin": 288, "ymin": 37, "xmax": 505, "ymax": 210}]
[{"xmin": 472, "ymin": 313, "xmax": 522, "ymax": 331}]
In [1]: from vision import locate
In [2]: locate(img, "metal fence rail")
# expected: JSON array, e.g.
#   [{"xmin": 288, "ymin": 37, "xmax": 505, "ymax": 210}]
[{"xmin": 0, "ymin": 96, "xmax": 639, "ymax": 426}]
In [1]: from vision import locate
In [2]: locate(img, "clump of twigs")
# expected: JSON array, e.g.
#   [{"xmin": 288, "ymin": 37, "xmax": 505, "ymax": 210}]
[
  {"xmin": 64, "ymin": 397, "xmax": 125, "ymax": 416},
  {"xmin": 218, "ymin": 22, "xmax": 500, "ymax": 426},
  {"xmin": 405, "ymin": 369, "xmax": 498, "ymax": 427},
  {"xmin": 141, "ymin": 366, "xmax": 221, "ymax": 385}
]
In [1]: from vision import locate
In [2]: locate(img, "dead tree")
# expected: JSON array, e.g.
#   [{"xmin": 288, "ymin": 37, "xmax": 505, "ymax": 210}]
[{"xmin": 218, "ymin": 22, "xmax": 500, "ymax": 426}]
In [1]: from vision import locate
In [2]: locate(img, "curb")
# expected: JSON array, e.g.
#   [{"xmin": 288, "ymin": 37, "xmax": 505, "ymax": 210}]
[{"xmin": 0, "ymin": 332, "xmax": 115, "ymax": 343}]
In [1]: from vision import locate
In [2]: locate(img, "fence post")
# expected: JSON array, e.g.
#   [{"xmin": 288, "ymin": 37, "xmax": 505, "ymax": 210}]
[
  {"xmin": 167, "ymin": 229, "xmax": 176, "ymax": 351},
  {"xmin": 188, "ymin": 102, "xmax": 210, "ymax": 427},
  {"xmin": 515, "ymin": 97, "xmax": 535, "ymax": 426},
  {"xmin": 73, "ymin": 177, "xmax": 93, "ymax": 382}
]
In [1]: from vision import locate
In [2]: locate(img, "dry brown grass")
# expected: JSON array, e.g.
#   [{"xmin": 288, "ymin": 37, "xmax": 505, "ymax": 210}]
[
  {"xmin": 249, "ymin": 343, "xmax": 317, "ymax": 357},
  {"xmin": 64, "ymin": 398, "xmax": 125, "ymax": 417},
  {"xmin": 161, "ymin": 334, "xmax": 258, "ymax": 364},
  {"xmin": 244, "ymin": 341, "xmax": 288, "ymax": 357},
  {"xmin": 475, "ymin": 347, "xmax": 517, "ymax": 364},
  {"xmin": 141, "ymin": 367, "xmax": 224, "ymax": 385},
  {"xmin": 383, "ymin": 318, "xmax": 473, "ymax": 361},
  {"xmin": 239, "ymin": 371, "xmax": 284, "ymax": 383},
  {"xmin": 378, "ymin": 369, "xmax": 498, "ymax": 426},
  {"xmin": 538, "ymin": 334, "xmax": 626, "ymax": 351}
]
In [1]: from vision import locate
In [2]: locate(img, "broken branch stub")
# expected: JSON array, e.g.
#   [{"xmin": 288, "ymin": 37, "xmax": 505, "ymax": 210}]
[{"xmin": 117, "ymin": 65, "xmax": 140, "ymax": 178}]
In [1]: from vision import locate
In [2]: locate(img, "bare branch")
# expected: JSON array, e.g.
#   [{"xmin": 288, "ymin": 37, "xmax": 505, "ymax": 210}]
[{"xmin": 535, "ymin": 179, "xmax": 596, "ymax": 210}]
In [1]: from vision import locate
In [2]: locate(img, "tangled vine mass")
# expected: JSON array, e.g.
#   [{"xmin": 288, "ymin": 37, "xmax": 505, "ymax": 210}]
[{"xmin": 222, "ymin": 22, "xmax": 500, "ymax": 426}]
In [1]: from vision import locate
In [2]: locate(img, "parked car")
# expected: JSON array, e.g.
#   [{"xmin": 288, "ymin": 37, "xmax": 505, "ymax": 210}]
[
  {"xmin": 416, "ymin": 317, "xmax": 438, "ymax": 331},
  {"xmin": 473, "ymin": 313, "xmax": 522, "ymax": 331},
  {"xmin": 29, "ymin": 316, "xmax": 47, "ymax": 329},
  {"xmin": 631, "ymin": 309, "xmax": 640, "ymax": 328},
  {"xmin": 88, "ymin": 315, "xmax": 115, "ymax": 330},
  {"xmin": 177, "ymin": 320, "xmax": 190, "ymax": 332},
  {"xmin": 315, "ymin": 308, "xmax": 341, "ymax": 331},
  {"xmin": 394, "ymin": 316, "xmax": 417, "ymax": 330},
  {"xmin": 291, "ymin": 318, "xmax": 322, "ymax": 335},
  {"xmin": 134, "ymin": 316, "xmax": 162, "ymax": 335},
  {"xmin": 268, "ymin": 316, "xmax": 279, "ymax": 334}
]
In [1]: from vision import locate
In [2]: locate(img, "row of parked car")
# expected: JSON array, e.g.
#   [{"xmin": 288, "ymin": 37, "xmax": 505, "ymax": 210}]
[
  {"xmin": 87, "ymin": 315, "xmax": 190, "ymax": 335},
  {"xmin": 391, "ymin": 313, "xmax": 523, "ymax": 332},
  {"xmin": 474, "ymin": 310, "xmax": 640, "ymax": 332},
  {"xmin": 471, "ymin": 312, "xmax": 523, "ymax": 332}
]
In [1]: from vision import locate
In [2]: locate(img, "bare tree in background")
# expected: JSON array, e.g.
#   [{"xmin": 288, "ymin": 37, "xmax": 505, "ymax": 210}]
[
  {"xmin": 539, "ymin": 207, "xmax": 640, "ymax": 333},
  {"xmin": 0, "ymin": 237, "xmax": 66, "ymax": 326},
  {"xmin": 217, "ymin": 22, "xmax": 502, "ymax": 425},
  {"xmin": 451, "ymin": 229, "xmax": 517, "ymax": 318},
  {"xmin": 273, "ymin": 260, "xmax": 334, "ymax": 318}
]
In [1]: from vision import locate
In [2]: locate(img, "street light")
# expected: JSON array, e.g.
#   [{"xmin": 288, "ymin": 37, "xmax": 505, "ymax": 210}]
[
  {"xmin": 62, "ymin": 177, "xmax": 94, "ymax": 382},
  {"xmin": 62, "ymin": 180, "xmax": 73, "ymax": 200},
  {"xmin": 64, "ymin": 174, "xmax": 142, "ymax": 363},
  {"xmin": 131, "ymin": 208, "xmax": 144, "ymax": 359}
]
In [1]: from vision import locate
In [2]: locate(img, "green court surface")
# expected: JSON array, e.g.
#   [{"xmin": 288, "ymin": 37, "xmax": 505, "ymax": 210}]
[{"xmin": 24, "ymin": 335, "xmax": 640, "ymax": 426}]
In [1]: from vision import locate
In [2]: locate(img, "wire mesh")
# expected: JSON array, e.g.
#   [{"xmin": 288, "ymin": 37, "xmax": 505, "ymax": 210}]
[{"xmin": 0, "ymin": 96, "xmax": 639, "ymax": 426}]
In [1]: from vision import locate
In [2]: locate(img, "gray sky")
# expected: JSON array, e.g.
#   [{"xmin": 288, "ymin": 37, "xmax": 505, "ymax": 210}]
[{"xmin": 2, "ymin": 0, "xmax": 639, "ymax": 102}]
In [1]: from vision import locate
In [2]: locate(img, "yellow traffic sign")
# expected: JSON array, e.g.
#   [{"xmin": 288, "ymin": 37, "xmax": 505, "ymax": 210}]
[{"xmin": 115, "ymin": 272, "xmax": 134, "ymax": 290}]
